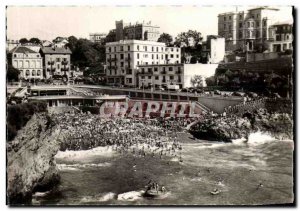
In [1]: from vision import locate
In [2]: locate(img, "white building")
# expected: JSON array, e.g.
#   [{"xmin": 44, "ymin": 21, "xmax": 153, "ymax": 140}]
[
  {"xmin": 11, "ymin": 46, "xmax": 43, "ymax": 80},
  {"xmin": 105, "ymin": 40, "xmax": 181, "ymax": 87},
  {"xmin": 137, "ymin": 63, "xmax": 218, "ymax": 89},
  {"xmin": 89, "ymin": 33, "xmax": 107, "ymax": 43},
  {"xmin": 202, "ymin": 35, "xmax": 225, "ymax": 64}
]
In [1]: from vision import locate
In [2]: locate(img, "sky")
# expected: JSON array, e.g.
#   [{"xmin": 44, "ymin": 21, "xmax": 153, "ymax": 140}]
[{"xmin": 6, "ymin": 6, "xmax": 293, "ymax": 42}]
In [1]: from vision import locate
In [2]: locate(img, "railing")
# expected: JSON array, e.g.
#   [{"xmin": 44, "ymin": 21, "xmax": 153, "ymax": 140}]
[
  {"xmin": 47, "ymin": 67, "xmax": 56, "ymax": 71},
  {"xmin": 108, "ymin": 58, "xmax": 117, "ymax": 62},
  {"xmin": 48, "ymin": 61, "xmax": 55, "ymax": 65}
]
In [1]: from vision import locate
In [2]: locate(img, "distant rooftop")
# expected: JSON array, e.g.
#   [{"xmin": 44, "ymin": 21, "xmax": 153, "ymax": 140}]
[
  {"xmin": 218, "ymin": 6, "xmax": 279, "ymax": 16},
  {"xmin": 41, "ymin": 46, "xmax": 72, "ymax": 54},
  {"xmin": 272, "ymin": 20, "xmax": 293, "ymax": 26}
]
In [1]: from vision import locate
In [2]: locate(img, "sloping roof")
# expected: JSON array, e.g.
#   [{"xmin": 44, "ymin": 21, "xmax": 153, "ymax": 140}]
[
  {"xmin": 272, "ymin": 20, "xmax": 293, "ymax": 26},
  {"xmin": 11, "ymin": 46, "xmax": 37, "ymax": 54},
  {"xmin": 41, "ymin": 46, "xmax": 72, "ymax": 54}
]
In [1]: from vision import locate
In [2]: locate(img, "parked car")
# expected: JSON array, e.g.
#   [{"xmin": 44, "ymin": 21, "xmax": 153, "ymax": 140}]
[
  {"xmin": 179, "ymin": 88, "xmax": 189, "ymax": 93},
  {"xmin": 214, "ymin": 90, "xmax": 222, "ymax": 95},
  {"xmin": 232, "ymin": 91, "xmax": 245, "ymax": 97},
  {"xmin": 247, "ymin": 92, "xmax": 258, "ymax": 98}
]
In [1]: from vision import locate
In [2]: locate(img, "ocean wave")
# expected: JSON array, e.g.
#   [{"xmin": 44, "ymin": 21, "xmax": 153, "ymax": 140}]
[
  {"xmin": 55, "ymin": 146, "xmax": 116, "ymax": 160},
  {"xmin": 117, "ymin": 190, "xmax": 145, "ymax": 201},
  {"xmin": 247, "ymin": 131, "xmax": 275, "ymax": 145},
  {"xmin": 57, "ymin": 162, "xmax": 111, "ymax": 171},
  {"xmin": 80, "ymin": 192, "xmax": 116, "ymax": 203}
]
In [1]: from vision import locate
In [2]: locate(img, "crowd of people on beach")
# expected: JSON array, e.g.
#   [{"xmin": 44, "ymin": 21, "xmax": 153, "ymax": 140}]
[{"xmin": 51, "ymin": 112, "xmax": 200, "ymax": 161}]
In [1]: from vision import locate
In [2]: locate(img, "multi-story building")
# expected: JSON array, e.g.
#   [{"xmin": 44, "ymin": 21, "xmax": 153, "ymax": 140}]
[
  {"xmin": 137, "ymin": 63, "xmax": 218, "ymax": 89},
  {"xmin": 106, "ymin": 20, "xmax": 160, "ymax": 42},
  {"xmin": 105, "ymin": 40, "xmax": 181, "ymax": 87},
  {"xmin": 40, "ymin": 46, "xmax": 72, "ymax": 79},
  {"xmin": 269, "ymin": 21, "xmax": 293, "ymax": 52},
  {"xmin": 218, "ymin": 6, "xmax": 282, "ymax": 52},
  {"xmin": 11, "ymin": 46, "xmax": 43, "ymax": 80},
  {"xmin": 89, "ymin": 33, "xmax": 107, "ymax": 43},
  {"xmin": 202, "ymin": 35, "xmax": 225, "ymax": 64}
]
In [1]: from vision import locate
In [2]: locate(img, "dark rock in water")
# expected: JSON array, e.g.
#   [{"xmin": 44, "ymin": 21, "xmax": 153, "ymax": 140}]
[
  {"xmin": 7, "ymin": 113, "xmax": 62, "ymax": 205},
  {"xmin": 189, "ymin": 109, "xmax": 293, "ymax": 142}
]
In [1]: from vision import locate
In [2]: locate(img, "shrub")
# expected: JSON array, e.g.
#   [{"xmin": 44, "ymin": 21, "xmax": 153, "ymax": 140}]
[{"xmin": 6, "ymin": 101, "xmax": 48, "ymax": 142}]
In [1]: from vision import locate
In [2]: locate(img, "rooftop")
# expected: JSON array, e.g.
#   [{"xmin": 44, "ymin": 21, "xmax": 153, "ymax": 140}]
[
  {"xmin": 41, "ymin": 46, "xmax": 72, "ymax": 54},
  {"xmin": 11, "ymin": 46, "xmax": 37, "ymax": 54}
]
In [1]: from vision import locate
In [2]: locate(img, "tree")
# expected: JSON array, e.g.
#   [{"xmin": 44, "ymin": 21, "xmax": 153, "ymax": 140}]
[
  {"xmin": 174, "ymin": 30, "xmax": 203, "ymax": 47},
  {"xmin": 206, "ymin": 76, "xmax": 216, "ymax": 86},
  {"xmin": 19, "ymin": 38, "xmax": 28, "ymax": 44},
  {"xmin": 7, "ymin": 65, "xmax": 20, "ymax": 82},
  {"xmin": 29, "ymin": 38, "xmax": 41, "ymax": 45},
  {"xmin": 190, "ymin": 75, "xmax": 205, "ymax": 87},
  {"xmin": 67, "ymin": 36, "xmax": 78, "ymax": 52},
  {"xmin": 157, "ymin": 33, "xmax": 173, "ymax": 46}
]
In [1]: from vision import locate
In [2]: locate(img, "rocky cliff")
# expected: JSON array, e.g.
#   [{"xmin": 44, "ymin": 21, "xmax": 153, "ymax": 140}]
[
  {"xmin": 7, "ymin": 113, "xmax": 63, "ymax": 205},
  {"xmin": 189, "ymin": 108, "xmax": 293, "ymax": 142}
]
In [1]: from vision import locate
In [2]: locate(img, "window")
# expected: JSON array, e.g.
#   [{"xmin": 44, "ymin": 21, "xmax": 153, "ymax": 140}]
[
  {"xmin": 19, "ymin": 61, "xmax": 23, "ymax": 68},
  {"xmin": 148, "ymin": 76, "xmax": 151, "ymax": 79},
  {"xmin": 224, "ymin": 17, "xmax": 226, "ymax": 21},
  {"xmin": 128, "ymin": 46, "xmax": 130, "ymax": 51},
  {"xmin": 257, "ymin": 21, "xmax": 260, "ymax": 27},
  {"xmin": 26, "ymin": 70, "xmax": 30, "ymax": 76},
  {"xmin": 156, "ymin": 47, "xmax": 158, "ymax": 52},
  {"xmin": 57, "ymin": 64, "xmax": 60, "ymax": 69},
  {"xmin": 251, "ymin": 22, "xmax": 254, "ymax": 27},
  {"xmin": 121, "ymin": 62, "xmax": 124, "ymax": 67},
  {"xmin": 32, "ymin": 70, "xmax": 36, "ymax": 76},
  {"xmin": 37, "ymin": 70, "xmax": 41, "ymax": 76},
  {"xmin": 169, "ymin": 67, "xmax": 173, "ymax": 71},
  {"xmin": 145, "ymin": 46, "xmax": 147, "ymax": 51},
  {"xmin": 239, "ymin": 14, "xmax": 242, "ymax": 19},
  {"xmin": 152, "ymin": 54, "xmax": 154, "ymax": 59},
  {"xmin": 152, "ymin": 47, "xmax": 154, "ymax": 51},
  {"xmin": 224, "ymin": 24, "xmax": 226, "ymax": 29},
  {"xmin": 170, "ymin": 54, "xmax": 174, "ymax": 58},
  {"xmin": 161, "ymin": 55, "xmax": 163, "ymax": 59},
  {"xmin": 170, "ymin": 75, "xmax": 174, "ymax": 80},
  {"xmin": 137, "ymin": 61, "xmax": 140, "ymax": 65},
  {"xmin": 176, "ymin": 55, "xmax": 179, "ymax": 58},
  {"xmin": 56, "ymin": 58, "xmax": 60, "ymax": 62},
  {"xmin": 14, "ymin": 54, "xmax": 17, "ymax": 58},
  {"xmin": 155, "ymin": 76, "xmax": 159, "ymax": 80},
  {"xmin": 229, "ymin": 16, "xmax": 231, "ymax": 20},
  {"xmin": 141, "ymin": 76, "xmax": 145, "ymax": 79},
  {"xmin": 120, "ymin": 54, "xmax": 124, "ymax": 59},
  {"xmin": 154, "ymin": 68, "xmax": 158, "ymax": 72},
  {"xmin": 263, "ymin": 20, "xmax": 267, "ymax": 27},
  {"xmin": 114, "ymin": 47, "xmax": 116, "ymax": 52},
  {"xmin": 156, "ymin": 54, "xmax": 158, "ymax": 59},
  {"xmin": 239, "ymin": 22, "xmax": 243, "ymax": 28},
  {"xmin": 137, "ymin": 45, "xmax": 140, "ymax": 50}
]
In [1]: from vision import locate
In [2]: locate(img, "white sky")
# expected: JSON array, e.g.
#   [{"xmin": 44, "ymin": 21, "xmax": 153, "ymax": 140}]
[{"xmin": 6, "ymin": 6, "xmax": 293, "ymax": 41}]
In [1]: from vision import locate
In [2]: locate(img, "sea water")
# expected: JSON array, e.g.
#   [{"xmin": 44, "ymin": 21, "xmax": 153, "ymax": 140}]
[{"xmin": 32, "ymin": 132, "xmax": 294, "ymax": 205}]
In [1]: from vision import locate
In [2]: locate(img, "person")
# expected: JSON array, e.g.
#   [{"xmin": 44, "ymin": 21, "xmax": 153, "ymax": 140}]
[{"xmin": 161, "ymin": 186, "xmax": 166, "ymax": 193}]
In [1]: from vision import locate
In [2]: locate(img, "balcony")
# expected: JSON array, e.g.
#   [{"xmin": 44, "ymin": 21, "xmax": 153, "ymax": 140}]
[
  {"xmin": 47, "ymin": 61, "xmax": 55, "ymax": 65},
  {"xmin": 108, "ymin": 58, "xmax": 117, "ymax": 62},
  {"xmin": 61, "ymin": 60, "xmax": 68, "ymax": 65},
  {"xmin": 47, "ymin": 67, "xmax": 56, "ymax": 72},
  {"xmin": 161, "ymin": 70, "xmax": 167, "ymax": 74},
  {"xmin": 61, "ymin": 67, "xmax": 69, "ymax": 71}
]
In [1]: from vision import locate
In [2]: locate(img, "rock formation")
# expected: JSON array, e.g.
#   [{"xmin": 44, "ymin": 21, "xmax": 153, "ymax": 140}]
[
  {"xmin": 189, "ymin": 108, "xmax": 293, "ymax": 142},
  {"xmin": 7, "ymin": 113, "xmax": 63, "ymax": 205}
]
